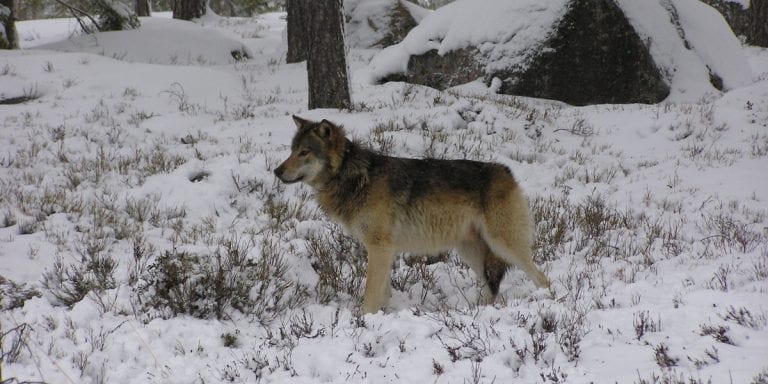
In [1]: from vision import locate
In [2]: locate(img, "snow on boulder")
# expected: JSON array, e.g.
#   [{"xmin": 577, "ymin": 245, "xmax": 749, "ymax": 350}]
[
  {"xmin": 35, "ymin": 17, "xmax": 251, "ymax": 65},
  {"xmin": 617, "ymin": 0, "xmax": 752, "ymax": 97},
  {"xmin": 368, "ymin": 0, "xmax": 752, "ymax": 105},
  {"xmin": 700, "ymin": 0, "xmax": 750, "ymax": 39},
  {"xmin": 346, "ymin": 0, "xmax": 429, "ymax": 48}
]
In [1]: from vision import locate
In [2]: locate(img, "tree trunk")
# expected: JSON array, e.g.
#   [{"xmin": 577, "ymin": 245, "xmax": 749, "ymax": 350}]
[
  {"xmin": 286, "ymin": 0, "xmax": 308, "ymax": 63},
  {"xmin": 173, "ymin": 0, "xmax": 206, "ymax": 20},
  {"xmin": 1, "ymin": 0, "xmax": 19, "ymax": 49},
  {"xmin": 136, "ymin": 0, "xmax": 151, "ymax": 17},
  {"xmin": 306, "ymin": 0, "xmax": 352, "ymax": 109},
  {"xmin": 748, "ymin": 0, "xmax": 768, "ymax": 47}
]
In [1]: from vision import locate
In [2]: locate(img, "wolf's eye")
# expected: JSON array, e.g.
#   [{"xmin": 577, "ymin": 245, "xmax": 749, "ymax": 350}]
[{"xmin": 298, "ymin": 149, "xmax": 310, "ymax": 157}]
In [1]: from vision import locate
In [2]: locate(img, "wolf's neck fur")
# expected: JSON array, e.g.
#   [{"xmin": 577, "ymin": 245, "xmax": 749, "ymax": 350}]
[{"xmin": 315, "ymin": 139, "xmax": 375, "ymax": 221}]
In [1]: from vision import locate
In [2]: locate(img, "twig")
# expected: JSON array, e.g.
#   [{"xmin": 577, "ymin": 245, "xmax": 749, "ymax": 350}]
[{"xmin": 50, "ymin": 0, "xmax": 101, "ymax": 33}]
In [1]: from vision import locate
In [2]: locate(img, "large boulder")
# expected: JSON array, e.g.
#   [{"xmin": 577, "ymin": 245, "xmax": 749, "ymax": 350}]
[
  {"xmin": 497, "ymin": 0, "xmax": 669, "ymax": 105},
  {"xmin": 368, "ymin": 0, "xmax": 753, "ymax": 105}
]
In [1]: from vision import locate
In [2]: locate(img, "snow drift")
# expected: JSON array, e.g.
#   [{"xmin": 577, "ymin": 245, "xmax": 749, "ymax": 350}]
[{"xmin": 35, "ymin": 17, "xmax": 252, "ymax": 65}]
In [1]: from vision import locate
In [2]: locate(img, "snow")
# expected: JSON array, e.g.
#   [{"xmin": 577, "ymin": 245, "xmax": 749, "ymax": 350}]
[
  {"xmin": 670, "ymin": 0, "xmax": 752, "ymax": 88},
  {"xmin": 367, "ymin": 0, "xmax": 568, "ymax": 82},
  {"xmin": 13, "ymin": 17, "xmax": 82, "ymax": 47},
  {"xmin": 345, "ymin": 0, "xmax": 430, "ymax": 48},
  {"xmin": 618, "ymin": 0, "xmax": 752, "ymax": 97},
  {"xmin": 2, "ymin": 9, "xmax": 768, "ymax": 384},
  {"xmin": 34, "ymin": 16, "xmax": 252, "ymax": 65},
  {"xmin": 368, "ymin": 0, "xmax": 752, "ymax": 102}
]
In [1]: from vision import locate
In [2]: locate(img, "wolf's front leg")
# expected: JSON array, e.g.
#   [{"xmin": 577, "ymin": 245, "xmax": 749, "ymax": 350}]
[{"xmin": 362, "ymin": 243, "xmax": 395, "ymax": 314}]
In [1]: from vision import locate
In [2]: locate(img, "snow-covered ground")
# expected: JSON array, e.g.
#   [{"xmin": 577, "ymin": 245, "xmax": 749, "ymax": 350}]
[{"xmin": 1, "ymin": 10, "xmax": 767, "ymax": 384}]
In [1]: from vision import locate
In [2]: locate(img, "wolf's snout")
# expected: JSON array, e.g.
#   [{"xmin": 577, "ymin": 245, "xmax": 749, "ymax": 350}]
[{"xmin": 274, "ymin": 165, "xmax": 284, "ymax": 180}]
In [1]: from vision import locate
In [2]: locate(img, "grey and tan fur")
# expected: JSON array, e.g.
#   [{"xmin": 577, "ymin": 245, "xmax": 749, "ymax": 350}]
[{"xmin": 275, "ymin": 116, "xmax": 550, "ymax": 314}]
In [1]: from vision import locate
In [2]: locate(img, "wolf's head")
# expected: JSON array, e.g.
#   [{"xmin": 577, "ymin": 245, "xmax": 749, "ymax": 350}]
[{"xmin": 274, "ymin": 116, "xmax": 348, "ymax": 187}]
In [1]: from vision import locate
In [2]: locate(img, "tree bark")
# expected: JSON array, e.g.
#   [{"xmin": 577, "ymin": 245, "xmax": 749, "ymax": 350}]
[
  {"xmin": 1, "ymin": 0, "xmax": 18, "ymax": 49},
  {"xmin": 136, "ymin": 0, "xmax": 151, "ymax": 17},
  {"xmin": 306, "ymin": 0, "xmax": 352, "ymax": 109},
  {"xmin": 286, "ymin": 0, "xmax": 308, "ymax": 63},
  {"xmin": 748, "ymin": 0, "xmax": 768, "ymax": 47},
  {"xmin": 173, "ymin": 0, "xmax": 206, "ymax": 20}
]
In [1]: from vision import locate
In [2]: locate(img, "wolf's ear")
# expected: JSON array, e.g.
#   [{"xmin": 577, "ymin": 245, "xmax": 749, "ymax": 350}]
[
  {"xmin": 317, "ymin": 119, "xmax": 336, "ymax": 139},
  {"xmin": 292, "ymin": 115, "xmax": 309, "ymax": 129}
]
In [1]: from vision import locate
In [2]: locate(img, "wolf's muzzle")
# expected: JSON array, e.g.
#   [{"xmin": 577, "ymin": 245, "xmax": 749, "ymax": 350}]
[
  {"xmin": 274, "ymin": 165, "xmax": 302, "ymax": 183},
  {"xmin": 274, "ymin": 165, "xmax": 285, "ymax": 180}
]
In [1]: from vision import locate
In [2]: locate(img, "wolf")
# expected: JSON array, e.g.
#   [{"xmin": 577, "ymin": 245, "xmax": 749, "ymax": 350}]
[{"xmin": 275, "ymin": 116, "xmax": 550, "ymax": 314}]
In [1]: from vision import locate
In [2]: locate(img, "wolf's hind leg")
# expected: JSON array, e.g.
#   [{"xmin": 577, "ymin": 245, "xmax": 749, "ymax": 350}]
[
  {"xmin": 457, "ymin": 238, "xmax": 500, "ymax": 303},
  {"xmin": 483, "ymin": 252, "xmax": 509, "ymax": 297}
]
